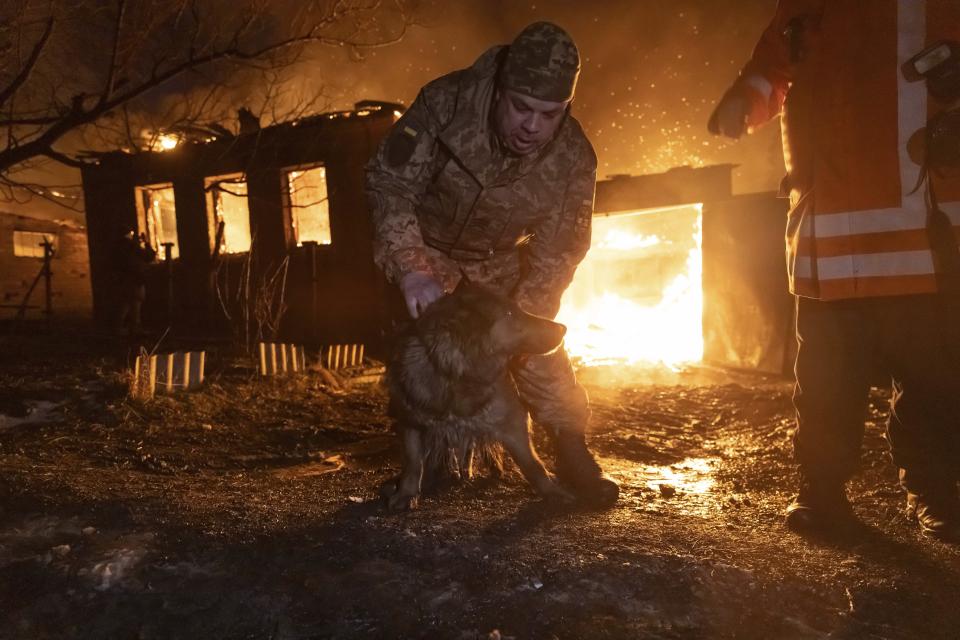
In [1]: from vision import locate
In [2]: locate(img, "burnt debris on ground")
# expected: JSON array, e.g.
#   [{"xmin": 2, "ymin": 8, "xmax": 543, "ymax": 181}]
[{"xmin": 1, "ymin": 327, "xmax": 959, "ymax": 639}]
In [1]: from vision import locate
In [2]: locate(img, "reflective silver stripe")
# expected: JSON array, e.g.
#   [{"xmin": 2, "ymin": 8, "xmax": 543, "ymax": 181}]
[
  {"xmin": 817, "ymin": 250, "xmax": 935, "ymax": 280},
  {"xmin": 743, "ymin": 73, "xmax": 773, "ymax": 102},
  {"xmin": 814, "ymin": 206, "xmax": 925, "ymax": 237},
  {"xmin": 807, "ymin": 200, "xmax": 960, "ymax": 238}
]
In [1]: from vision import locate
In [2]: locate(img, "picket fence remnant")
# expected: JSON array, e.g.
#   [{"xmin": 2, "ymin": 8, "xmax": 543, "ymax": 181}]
[
  {"xmin": 324, "ymin": 344, "xmax": 364, "ymax": 370},
  {"xmin": 131, "ymin": 354, "xmax": 157, "ymax": 400},
  {"xmin": 131, "ymin": 351, "xmax": 205, "ymax": 399},
  {"xmin": 258, "ymin": 343, "xmax": 307, "ymax": 376}
]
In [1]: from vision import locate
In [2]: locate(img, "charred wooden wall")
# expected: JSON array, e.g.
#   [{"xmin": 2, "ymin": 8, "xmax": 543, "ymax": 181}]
[{"xmin": 81, "ymin": 108, "xmax": 396, "ymax": 345}]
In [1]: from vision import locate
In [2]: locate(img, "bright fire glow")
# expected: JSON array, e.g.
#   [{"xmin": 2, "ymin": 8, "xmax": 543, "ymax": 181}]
[
  {"xmin": 557, "ymin": 204, "xmax": 703, "ymax": 367},
  {"xmin": 147, "ymin": 133, "xmax": 181, "ymax": 151}
]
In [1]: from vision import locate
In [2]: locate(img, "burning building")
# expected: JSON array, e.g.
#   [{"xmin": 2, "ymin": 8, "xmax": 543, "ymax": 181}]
[
  {"xmin": 80, "ymin": 102, "xmax": 401, "ymax": 346},
  {"xmin": 81, "ymin": 103, "xmax": 790, "ymax": 372}
]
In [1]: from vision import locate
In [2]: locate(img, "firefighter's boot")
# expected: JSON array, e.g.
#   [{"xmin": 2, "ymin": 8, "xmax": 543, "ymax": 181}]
[
  {"xmin": 555, "ymin": 431, "xmax": 619, "ymax": 508},
  {"xmin": 901, "ymin": 469, "xmax": 960, "ymax": 542},
  {"xmin": 784, "ymin": 476, "xmax": 856, "ymax": 533}
]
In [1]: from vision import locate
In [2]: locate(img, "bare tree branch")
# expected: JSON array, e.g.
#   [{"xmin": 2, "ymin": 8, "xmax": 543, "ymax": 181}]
[
  {"xmin": 0, "ymin": 173, "xmax": 83, "ymax": 212},
  {"xmin": 41, "ymin": 147, "xmax": 85, "ymax": 168},
  {"xmin": 0, "ymin": 0, "xmax": 422, "ymax": 191},
  {"xmin": 101, "ymin": 0, "xmax": 127, "ymax": 101},
  {"xmin": 0, "ymin": 17, "xmax": 54, "ymax": 109}
]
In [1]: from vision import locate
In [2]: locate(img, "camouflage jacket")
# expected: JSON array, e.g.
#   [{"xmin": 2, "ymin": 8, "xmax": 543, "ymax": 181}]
[{"xmin": 365, "ymin": 46, "xmax": 597, "ymax": 319}]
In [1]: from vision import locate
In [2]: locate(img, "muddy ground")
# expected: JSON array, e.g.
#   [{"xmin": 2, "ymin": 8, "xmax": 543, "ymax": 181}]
[{"xmin": 1, "ymin": 324, "xmax": 959, "ymax": 640}]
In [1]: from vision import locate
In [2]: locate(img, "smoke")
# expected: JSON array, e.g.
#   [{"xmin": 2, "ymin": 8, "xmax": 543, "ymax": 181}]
[
  {"xmin": 7, "ymin": 0, "xmax": 783, "ymax": 222},
  {"xmin": 315, "ymin": 0, "xmax": 784, "ymax": 194}
]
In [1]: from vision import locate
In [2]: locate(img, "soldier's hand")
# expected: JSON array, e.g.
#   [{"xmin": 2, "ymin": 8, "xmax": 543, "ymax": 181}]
[
  {"xmin": 708, "ymin": 91, "xmax": 749, "ymax": 139},
  {"xmin": 400, "ymin": 271, "xmax": 444, "ymax": 319}
]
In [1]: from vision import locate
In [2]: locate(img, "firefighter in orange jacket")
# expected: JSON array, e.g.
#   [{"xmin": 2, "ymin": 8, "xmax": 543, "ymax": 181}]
[{"xmin": 711, "ymin": 0, "xmax": 960, "ymax": 540}]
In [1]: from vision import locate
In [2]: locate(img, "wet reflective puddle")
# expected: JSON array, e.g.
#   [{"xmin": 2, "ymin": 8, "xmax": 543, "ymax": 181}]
[{"xmin": 605, "ymin": 456, "xmax": 719, "ymax": 515}]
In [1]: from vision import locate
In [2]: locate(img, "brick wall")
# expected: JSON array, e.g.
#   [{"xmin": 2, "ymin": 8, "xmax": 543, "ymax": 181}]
[{"xmin": 0, "ymin": 213, "xmax": 93, "ymax": 320}]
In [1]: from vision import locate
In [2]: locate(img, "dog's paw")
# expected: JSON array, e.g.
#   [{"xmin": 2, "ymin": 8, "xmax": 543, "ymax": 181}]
[
  {"xmin": 541, "ymin": 482, "xmax": 576, "ymax": 504},
  {"xmin": 387, "ymin": 492, "xmax": 420, "ymax": 511}
]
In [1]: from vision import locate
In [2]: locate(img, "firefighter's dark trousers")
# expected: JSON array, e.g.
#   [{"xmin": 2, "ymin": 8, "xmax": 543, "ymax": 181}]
[{"xmin": 793, "ymin": 294, "xmax": 960, "ymax": 486}]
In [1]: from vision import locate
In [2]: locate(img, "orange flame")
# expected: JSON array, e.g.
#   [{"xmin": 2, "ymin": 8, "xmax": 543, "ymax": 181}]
[{"xmin": 557, "ymin": 204, "xmax": 703, "ymax": 367}]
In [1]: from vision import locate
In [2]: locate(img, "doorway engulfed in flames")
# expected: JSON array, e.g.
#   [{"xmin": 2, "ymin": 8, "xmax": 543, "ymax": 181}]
[{"xmin": 557, "ymin": 204, "xmax": 703, "ymax": 367}]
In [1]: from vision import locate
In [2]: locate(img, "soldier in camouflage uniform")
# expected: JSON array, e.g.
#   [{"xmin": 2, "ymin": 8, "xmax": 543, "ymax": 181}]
[{"xmin": 365, "ymin": 21, "xmax": 619, "ymax": 507}]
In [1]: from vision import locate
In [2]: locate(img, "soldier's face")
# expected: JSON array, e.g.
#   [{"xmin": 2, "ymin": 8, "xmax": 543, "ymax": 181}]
[{"xmin": 493, "ymin": 88, "xmax": 569, "ymax": 155}]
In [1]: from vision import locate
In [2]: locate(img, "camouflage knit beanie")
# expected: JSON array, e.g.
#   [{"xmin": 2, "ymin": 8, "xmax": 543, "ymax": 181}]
[{"xmin": 500, "ymin": 21, "xmax": 580, "ymax": 102}]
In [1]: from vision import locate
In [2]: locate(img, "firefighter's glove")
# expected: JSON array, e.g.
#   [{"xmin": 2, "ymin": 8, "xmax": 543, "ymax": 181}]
[
  {"xmin": 708, "ymin": 89, "xmax": 749, "ymax": 139},
  {"xmin": 400, "ymin": 271, "xmax": 444, "ymax": 319}
]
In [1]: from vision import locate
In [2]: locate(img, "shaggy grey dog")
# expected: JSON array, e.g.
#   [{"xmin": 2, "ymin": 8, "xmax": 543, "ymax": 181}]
[{"xmin": 381, "ymin": 281, "xmax": 574, "ymax": 510}]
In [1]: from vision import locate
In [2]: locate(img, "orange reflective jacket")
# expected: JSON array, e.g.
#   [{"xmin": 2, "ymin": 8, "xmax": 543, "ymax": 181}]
[{"xmin": 734, "ymin": 0, "xmax": 960, "ymax": 300}]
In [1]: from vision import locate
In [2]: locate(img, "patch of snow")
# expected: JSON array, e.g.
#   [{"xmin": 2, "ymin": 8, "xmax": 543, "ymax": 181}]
[{"xmin": 0, "ymin": 401, "xmax": 63, "ymax": 428}]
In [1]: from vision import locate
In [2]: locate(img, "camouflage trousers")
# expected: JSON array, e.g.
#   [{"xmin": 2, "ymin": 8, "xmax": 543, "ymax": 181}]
[{"xmin": 419, "ymin": 244, "xmax": 591, "ymax": 435}]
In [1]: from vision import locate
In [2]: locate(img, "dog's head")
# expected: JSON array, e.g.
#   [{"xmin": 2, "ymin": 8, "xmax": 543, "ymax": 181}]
[{"xmin": 415, "ymin": 280, "xmax": 566, "ymax": 378}]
